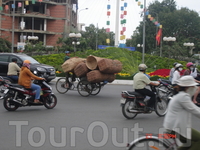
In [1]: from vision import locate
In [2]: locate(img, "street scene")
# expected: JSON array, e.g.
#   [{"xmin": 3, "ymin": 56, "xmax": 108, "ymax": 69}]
[
  {"xmin": 1, "ymin": 0, "xmax": 200, "ymax": 150},
  {"xmin": 0, "ymin": 82, "xmax": 199, "ymax": 150}
]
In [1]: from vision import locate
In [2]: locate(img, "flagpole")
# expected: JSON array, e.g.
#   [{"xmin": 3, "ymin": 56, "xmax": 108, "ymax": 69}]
[{"xmin": 160, "ymin": 31, "xmax": 163, "ymax": 57}]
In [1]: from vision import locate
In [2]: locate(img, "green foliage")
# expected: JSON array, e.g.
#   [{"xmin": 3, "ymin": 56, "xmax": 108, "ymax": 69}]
[
  {"xmin": 32, "ymin": 47, "xmax": 187, "ymax": 77},
  {"xmin": 0, "ymin": 38, "xmax": 11, "ymax": 52},
  {"xmin": 130, "ymin": 0, "xmax": 200, "ymax": 61}
]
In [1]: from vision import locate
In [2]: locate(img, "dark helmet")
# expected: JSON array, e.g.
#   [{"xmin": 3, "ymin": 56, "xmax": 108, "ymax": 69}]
[
  {"xmin": 11, "ymin": 58, "xmax": 17, "ymax": 62},
  {"xmin": 173, "ymin": 62, "xmax": 178, "ymax": 67}
]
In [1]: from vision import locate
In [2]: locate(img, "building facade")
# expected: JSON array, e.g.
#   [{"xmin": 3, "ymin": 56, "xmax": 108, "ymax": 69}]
[{"xmin": 0, "ymin": 0, "xmax": 78, "ymax": 50}]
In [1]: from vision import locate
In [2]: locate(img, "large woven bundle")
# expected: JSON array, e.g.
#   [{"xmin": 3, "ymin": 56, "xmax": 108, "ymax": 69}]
[
  {"xmin": 74, "ymin": 62, "xmax": 89, "ymax": 77},
  {"xmin": 61, "ymin": 57, "xmax": 86, "ymax": 73},
  {"xmin": 87, "ymin": 70, "xmax": 115, "ymax": 83},
  {"xmin": 86, "ymin": 55, "xmax": 104, "ymax": 70},
  {"xmin": 98, "ymin": 59, "xmax": 122, "ymax": 73}
]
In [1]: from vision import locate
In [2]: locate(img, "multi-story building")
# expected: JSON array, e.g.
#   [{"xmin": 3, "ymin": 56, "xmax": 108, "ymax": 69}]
[{"xmin": 0, "ymin": 0, "xmax": 78, "ymax": 51}]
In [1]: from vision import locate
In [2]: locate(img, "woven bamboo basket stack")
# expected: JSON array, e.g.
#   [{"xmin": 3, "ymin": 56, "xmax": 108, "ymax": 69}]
[{"xmin": 61, "ymin": 55, "xmax": 123, "ymax": 83}]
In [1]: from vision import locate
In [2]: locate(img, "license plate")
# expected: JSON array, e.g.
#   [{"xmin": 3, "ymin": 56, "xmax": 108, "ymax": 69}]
[
  {"xmin": 50, "ymin": 72, "xmax": 55, "ymax": 75},
  {"xmin": 120, "ymin": 98, "xmax": 126, "ymax": 104}
]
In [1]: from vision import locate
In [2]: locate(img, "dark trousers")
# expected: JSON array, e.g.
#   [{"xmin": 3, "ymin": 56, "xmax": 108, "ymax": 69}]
[
  {"xmin": 65, "ymin": 72, "xmax": 76, "ymax": 84},
  {"xmin": 135, "ymin": 88, "xmax": 156, "ymax": 108}
]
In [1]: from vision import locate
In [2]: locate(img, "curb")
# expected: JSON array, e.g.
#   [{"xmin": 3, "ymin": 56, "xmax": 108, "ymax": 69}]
[{"xmin": 51, "ymin": 77, "xmax": 133, "ymax": 85}]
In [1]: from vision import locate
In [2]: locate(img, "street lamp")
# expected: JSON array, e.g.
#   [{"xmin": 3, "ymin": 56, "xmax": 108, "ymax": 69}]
[
  {"xmin": 137, "ymin": 44, "xmax": 143, "ymax": 48},
  {"xmin": 163, "ymin": 37, "xmax": 176, "ymax": 42},
  {"xmin": 183, "ymin": 42, "xmax": 195, "ymax": 55},
  {"xmin": 163, "ymin": 37, "xmax": 176, "ymax": 57},
  {"xmin": 69, "ymin": 33, "xmax": 82, "ymax": 55},
  {"xmin": 77, "ymin": 8, "xmax": 88, "ymax": 31}
]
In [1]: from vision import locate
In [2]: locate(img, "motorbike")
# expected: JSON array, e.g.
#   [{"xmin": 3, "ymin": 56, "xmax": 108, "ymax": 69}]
[
  {"xmin": 0, "ymin": 76, "xmax": 14, "ymax": 99},
  {"xmin": 1, "ymin": 71, "xmax": 57, "ymax": 111},
  {"xmin": 120, "ymin": 80, "xmax": 172, "ymax": 119}
]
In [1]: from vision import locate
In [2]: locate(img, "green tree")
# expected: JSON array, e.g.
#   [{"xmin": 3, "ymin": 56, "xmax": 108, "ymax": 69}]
[
  {"xmin": 130, "ymin": 0, "xmax": 200, "ymax": 61},
  {"xmin": 0, "ymin": 38, "xmax": 11, "ymax": 52}
]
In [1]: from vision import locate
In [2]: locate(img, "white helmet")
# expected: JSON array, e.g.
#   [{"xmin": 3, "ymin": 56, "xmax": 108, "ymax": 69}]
[
  {"xmin": 175, "ymin": 63, "xmax": 183, "ymax": 69},
  {"xmin": 138, "ymin": 64, "xmax": 147, "ymax": 71}
]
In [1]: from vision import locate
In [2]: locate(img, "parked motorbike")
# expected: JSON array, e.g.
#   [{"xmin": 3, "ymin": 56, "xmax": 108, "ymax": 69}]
[
  {"xmin": 120, "ymin": 81, "xmax": 171, "ymax": 119},
  {"xmin": 1, "ymin": 71, "xmax": 57, "ymax": 111},
  {"xmin": 0, "ymin": 76, "xmax": 13, "ymax": 99}
]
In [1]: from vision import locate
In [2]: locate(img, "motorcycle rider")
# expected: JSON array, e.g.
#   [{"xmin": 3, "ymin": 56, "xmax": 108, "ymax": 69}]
[
  {"xmin": 172, "ymin": 63, "xmax": 183, "ymax": 95},
  {"xmin": 183, "ymin": 62, "xmax": 200, "ymax": 104},
  {"xmin": 169, "ymin": 62, "xmax": 178, "ymax": 82},
  {"xmin": 7, "ymin": 58, "xmax": 20, "ymax": 82},
  {"xmin": 133, "ymin": 64, "xmax": 160, "ymax": 111},
  {"xmin": 18, "ymin": 60, "xmax": 45, "ymax": 104}
]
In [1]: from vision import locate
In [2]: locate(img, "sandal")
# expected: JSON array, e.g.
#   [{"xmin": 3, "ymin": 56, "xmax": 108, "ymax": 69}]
[{"xmin": 34, "ymin": 100, "xmax": 43, "ymax": 104}]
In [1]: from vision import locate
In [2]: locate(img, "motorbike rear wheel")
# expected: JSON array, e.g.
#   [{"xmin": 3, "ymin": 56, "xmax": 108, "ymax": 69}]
[
  {"xmin": 3, "ymin": 94, "xmax": 19, "ymax": 111},
  {"xmin": 56, "ymin": 78, "xmax": 69, "ymax": 94},
  {"xmin": 122, "ymin": 101, "xmax": 138, "ymax": 119},
  {"xmin": 43, "ymin": 94, "xmax": 57, "ymax": 109}
]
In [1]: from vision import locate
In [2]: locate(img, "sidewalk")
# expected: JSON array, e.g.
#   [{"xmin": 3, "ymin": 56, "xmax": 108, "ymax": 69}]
[{"xmin": 51, "ymin": 77, "xmax": 133, "ymax": 85}]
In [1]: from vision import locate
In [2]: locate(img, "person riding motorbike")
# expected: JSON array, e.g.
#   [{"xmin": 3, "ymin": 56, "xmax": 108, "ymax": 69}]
[
  {"xmin": 183, "ymin": 62, "xmax": 200, "ymax": 104},
  {"xmin": 133, "ymin": 64, "xmax": 160, "ymax": 111},
  {"xmin": 7, "ymin": 58, "xmax": 20, "ymax": 82},
  {"xmin": 169, "ymin": 62, "xmax": 178, "ymax": 82},
  {"xmin": 163, "ymin": 75, "xmax": 200, "ymax": 150},
  {"xmin": 18, "ymin": 60, "xmax": 45, "ymax": 104},
  {"xmin": 172, "ymin": 63, "xmax": 183, "ymax": 95}
]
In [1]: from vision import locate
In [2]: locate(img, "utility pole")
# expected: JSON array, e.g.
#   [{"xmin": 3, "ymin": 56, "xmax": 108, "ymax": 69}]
[
  {"xmin": 142, "ymin": 0, "xmax": 146, "ymax": 63},
  {"xmin": 114, "ymin": 0, "xmax": 120, "ymax": 47},
  {"xmin": 11, "ymin": 0, "xmax": 16, "ymax": 53}
]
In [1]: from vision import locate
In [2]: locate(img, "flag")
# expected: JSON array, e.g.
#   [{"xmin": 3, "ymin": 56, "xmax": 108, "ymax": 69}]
[{"xmin": 156, "ymin": 28, "xmax": 162, "ymax": 46}]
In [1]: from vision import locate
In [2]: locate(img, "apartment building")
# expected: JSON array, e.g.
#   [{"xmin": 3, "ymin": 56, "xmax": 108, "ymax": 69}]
[{"xmin": 0, "ymin": 0, "xmax": 78, "ymax": 50}]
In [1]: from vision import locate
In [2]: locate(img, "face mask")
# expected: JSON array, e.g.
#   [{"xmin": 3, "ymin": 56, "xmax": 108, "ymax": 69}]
[
  {"xmin": 186, "ymin": 86, "xmax": 198, "ymax": 97},
  {"xmin": 190, "ymin": 67, "xmax": 194, "ymax": 71},
  {"xmin": 178, "ymin": 68, "xmax": 183, "ymax": 71}
]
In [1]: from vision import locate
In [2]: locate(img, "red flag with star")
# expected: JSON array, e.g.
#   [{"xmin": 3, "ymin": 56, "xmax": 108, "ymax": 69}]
[{"xmin": 156, "ymin": 28, "xmax": 162, "ymax": 46}]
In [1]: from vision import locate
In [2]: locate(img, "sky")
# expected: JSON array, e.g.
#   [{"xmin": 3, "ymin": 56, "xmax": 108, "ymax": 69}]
[{"xmin": 78, "ymin": 0, "xmax": 200, "ymax": 42}]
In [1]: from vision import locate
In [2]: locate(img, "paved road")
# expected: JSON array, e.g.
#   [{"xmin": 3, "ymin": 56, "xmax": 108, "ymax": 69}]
[{"xmin": 0, "ymin": 83, "xmax": 200, "ymax": 150}]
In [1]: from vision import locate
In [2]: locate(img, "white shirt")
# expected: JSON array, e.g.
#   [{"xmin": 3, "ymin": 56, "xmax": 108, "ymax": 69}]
[
  {"xmin": 163, "ymin": 91, "xmax": 200, "ymax": 139},
  {"xmin": 172, "ymin": 70, "xmax": 181, "ymax": 85},
  {"xmin": 190, "ymin": 68, "xmax": 197, "ymax": 78}
]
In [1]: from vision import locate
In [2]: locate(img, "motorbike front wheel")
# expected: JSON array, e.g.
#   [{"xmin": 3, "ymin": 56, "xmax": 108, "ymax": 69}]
[
  {"xmin": 122, "ymin": 100, "xmax": 138, "ymax": 119},
  {"xmin": 43, "ymin": 94, "xmax": 57, "ymax": 109},
  {"xmin": 3, "ymin": 94, "xmax": 19, "ymax": 111},
  {"xmin": 155, "ymin": 98, "xmax": 168, "ymax": 117}
]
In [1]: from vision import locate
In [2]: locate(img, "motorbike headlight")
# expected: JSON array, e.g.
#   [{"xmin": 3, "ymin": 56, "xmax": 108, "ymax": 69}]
[
  {"xmin": 37, "ymin": 67, "xmax": 46, "ymax": 72},
  {"xmin": 33, "ymin": 71, "xmax": 37, "ymax": 74}
]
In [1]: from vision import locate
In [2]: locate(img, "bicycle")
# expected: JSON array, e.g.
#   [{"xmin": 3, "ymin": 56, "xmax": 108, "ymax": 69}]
[
  {"xmin": 55, "ymin": 76, "xmax": 93, "ymax": 97},
  {"xmin": 127, "ymin": 132, "xmax": 178, "ymax": 150}
]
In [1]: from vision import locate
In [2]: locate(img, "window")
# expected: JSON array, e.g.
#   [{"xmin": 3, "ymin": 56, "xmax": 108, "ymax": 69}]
[
  {"xmin": 0, "ymin": 55, "xmax": 9, "ymax": 62},
  {"xmin": 9, "ymin": 56, "xmax": 22, "ymax": 64}
]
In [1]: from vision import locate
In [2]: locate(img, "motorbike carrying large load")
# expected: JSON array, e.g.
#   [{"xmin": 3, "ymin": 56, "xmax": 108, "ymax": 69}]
[{"xmin": 61, "ymin": 57, "xmax": 86, "ymax": 73}]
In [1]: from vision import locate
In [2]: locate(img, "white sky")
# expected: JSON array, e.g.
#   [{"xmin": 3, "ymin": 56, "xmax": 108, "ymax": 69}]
[{"xmin": 78, "ymin": 0, "xmax": 200, "ymax": 41}]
